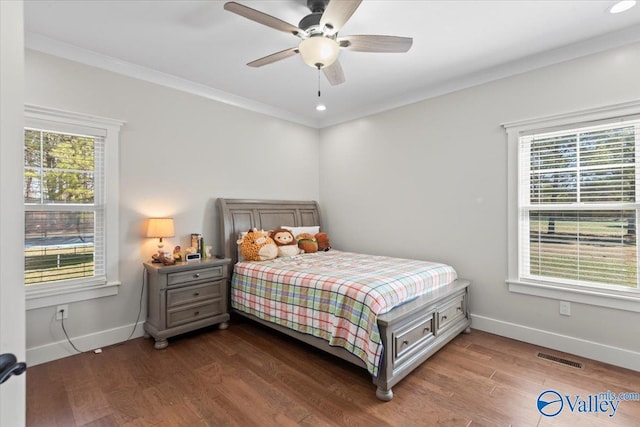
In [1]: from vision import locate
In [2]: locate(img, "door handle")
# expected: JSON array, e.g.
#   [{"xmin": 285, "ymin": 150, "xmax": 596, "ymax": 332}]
[{"xmin": 0, "ymin": 353, "xmax": 27, "ymax": 385}]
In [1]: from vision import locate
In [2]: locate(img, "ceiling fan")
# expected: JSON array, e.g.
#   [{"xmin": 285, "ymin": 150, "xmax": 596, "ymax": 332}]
[{"xmin": 223, "ymin": 0, "xmax": 413, "ymax": 86}]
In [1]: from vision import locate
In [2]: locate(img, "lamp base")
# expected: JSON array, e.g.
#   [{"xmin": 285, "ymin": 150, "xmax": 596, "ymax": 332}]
[{"xmin": 152, "ymin": 243, "xmax": 166, "ymax": 263}]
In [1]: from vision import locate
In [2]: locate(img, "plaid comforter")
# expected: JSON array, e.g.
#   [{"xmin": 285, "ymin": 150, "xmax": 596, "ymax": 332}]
[{"xmin": 231, "ymin": 250, "xmax": 457, "ymax": 376}]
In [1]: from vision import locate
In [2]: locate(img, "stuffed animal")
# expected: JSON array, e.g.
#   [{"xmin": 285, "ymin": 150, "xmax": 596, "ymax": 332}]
[
  {"xmin": 237, "ymin": 228, "xmax": 277, "ymax": 261},
  {"xmin": 315, "ymin": 232, "xmax": 331, "ymax": 251},
  {"xmin": 270, "ymin": 228, "xmax": 301, "ymax": 257},
  {"xmin": 297, "ymin": 232, "xmax": 318, "ymax": 253}
]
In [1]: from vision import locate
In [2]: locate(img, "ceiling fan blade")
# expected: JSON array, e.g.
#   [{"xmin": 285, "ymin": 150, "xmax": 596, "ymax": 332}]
[
  {"xmin": 224, "ymin": 2, "xmax": 301, "ymax": 36},
  {"xmin": 323, "ymin": 60, "xmax": 345, "ymax": 86},
  {"xmin": 320, "ymin": 0, "xmax": 362, "ymax": 33},
  {"xmin": 247, "ymin": 47, "xmax": 299, "ymax": 67},
  {"xmin": 339, "ymin": 35, "xmax": 413, "ymax": 53}
]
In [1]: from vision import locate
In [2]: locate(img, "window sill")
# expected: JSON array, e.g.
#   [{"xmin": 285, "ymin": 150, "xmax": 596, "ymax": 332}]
[
  {"xmin": 506, "ymin": 279, "xmax": 640, "ymax": 313},
  {"xmin": 26, "ymin": 278, "xmax": 120, "ymax": 310}
]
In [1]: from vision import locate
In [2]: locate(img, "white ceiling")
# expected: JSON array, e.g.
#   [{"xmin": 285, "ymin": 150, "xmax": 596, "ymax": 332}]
[{"xmin": 24, "ymin": 0, "xmax": 640, "ymax": 128}]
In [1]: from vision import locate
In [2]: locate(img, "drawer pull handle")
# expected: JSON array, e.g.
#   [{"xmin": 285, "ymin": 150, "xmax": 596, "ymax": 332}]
[
  {"xmin": 402, "ymin": 340, "xmax": 409, "ymax": 345},
  {"xmin": 423, "ymin": 327, "xmax": 430, "ymax": 332},
  {"xmin": 442, "ymin": 315, "xmax": 448, "ymax": 321},
  {"xmin": 194, "ymin": 273, "xmax": 200, "ymax": 278},
  {"xmin": 457, "ymin": 306, "xmax": 462, "ymax": 311},
  {"xmin": 194, "ymin": 292, "xmax": 200, "ymax": 297},
  {"xmin": 194, "ymin": 311, "xmax": 200, "ymax": 316}
]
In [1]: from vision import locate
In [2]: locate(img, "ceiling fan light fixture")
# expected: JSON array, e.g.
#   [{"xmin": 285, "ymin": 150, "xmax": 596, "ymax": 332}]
[{"xmin": 298, "ymin": 36, "xmax": 340, "ymax": 68}]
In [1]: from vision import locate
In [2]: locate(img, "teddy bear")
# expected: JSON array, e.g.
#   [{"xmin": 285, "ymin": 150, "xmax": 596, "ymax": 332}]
[
  {"xmin": 237, "ymin": 228, "xmax": 277, "ymax": 261},
  {"xmin": 297, "ymin": 232, "xmax": 318, "ymax": 253},
  {"xmin": 269, "ymin": 228, "xmax": 301, "ymax": 257},
  {"xmin": 315, "ymin": 232, "xmax": 331, "ymax": 251}
]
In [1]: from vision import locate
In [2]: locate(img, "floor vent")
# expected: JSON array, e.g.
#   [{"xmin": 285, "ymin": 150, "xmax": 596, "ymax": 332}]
[{"xmin": 536, "ymin": 352, "xmax": 583, "ymax": 368}]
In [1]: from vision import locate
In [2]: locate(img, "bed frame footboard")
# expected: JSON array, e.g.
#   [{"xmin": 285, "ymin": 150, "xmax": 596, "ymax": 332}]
[{"xmin": 374, "ymin": 279, "xmax": 471, "ymax": 400}]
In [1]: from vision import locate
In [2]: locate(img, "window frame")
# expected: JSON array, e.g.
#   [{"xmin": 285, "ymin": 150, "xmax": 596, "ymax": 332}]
[
  {"xmin": 504, "ymin": 100, "xmax": 640, "ymax": 313},
  {"xmin": 24, "ymin": 105, "xmax": 124, "ymax": 310}
]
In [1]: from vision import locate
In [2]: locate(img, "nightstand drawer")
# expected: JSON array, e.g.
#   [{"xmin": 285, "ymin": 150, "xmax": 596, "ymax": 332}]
[
  {"xmin": 167, "ymin": 266, "xmax": 223, "ymax": 286},
  {"xmin": 167, "ymin": 300, "xmax": 223, "ymax": 328},
  {"xmin": 393, "ymin": 313, "xmax": 435, "ymax": 364},
  {"xmin": 166, "ymin": 280, "xmax": 223, "ymax": 308},
  {"xmin": 437, "ymin": 294, "xmax": 465, "ymax": 333}
]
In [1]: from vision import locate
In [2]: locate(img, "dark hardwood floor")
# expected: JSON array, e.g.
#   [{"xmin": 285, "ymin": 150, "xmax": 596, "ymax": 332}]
[{"xmin": 27, "ymin": 318, "xmax": 640, "ymax": 426}]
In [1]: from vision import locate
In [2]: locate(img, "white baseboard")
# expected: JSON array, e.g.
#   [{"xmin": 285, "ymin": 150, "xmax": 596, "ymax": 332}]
[
  {"xmin": 470, "ymin": 313, "xmax": 640, "ymax": 372},
  {"xmin": 27, "ymin": 321, "xmax": 146, "ymax": 366}
]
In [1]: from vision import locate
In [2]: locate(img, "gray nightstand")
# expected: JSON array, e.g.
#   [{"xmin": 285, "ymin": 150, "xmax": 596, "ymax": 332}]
[{"xmin": 143, "ymin": 257, "xmax": 231, "ymax": 349}]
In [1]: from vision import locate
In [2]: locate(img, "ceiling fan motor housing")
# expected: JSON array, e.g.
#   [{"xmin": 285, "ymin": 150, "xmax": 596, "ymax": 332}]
[
  {"xmin": 301, "ymin": 0, "xmax": 332, "ymax": 34},
  {"xmin": 307, "ymin": 0, "xmax": 329, "ymax": 13},
  {"xmin": 299, "ymin": 12, "xmax": 322, "ymax": 32}
]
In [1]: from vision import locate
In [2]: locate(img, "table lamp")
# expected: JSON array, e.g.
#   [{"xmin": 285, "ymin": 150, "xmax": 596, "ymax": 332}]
[{"xmin": 147, "ymin": 217, "xmax": 175, "ymax": 262}]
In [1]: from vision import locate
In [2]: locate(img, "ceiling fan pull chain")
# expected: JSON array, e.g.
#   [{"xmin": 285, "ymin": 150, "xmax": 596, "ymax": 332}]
[{"xmin": 317, "ymin": 65, "xmax": 321, "ymax": 97}]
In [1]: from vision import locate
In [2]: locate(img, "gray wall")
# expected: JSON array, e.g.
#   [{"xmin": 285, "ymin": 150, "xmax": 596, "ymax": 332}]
[
  {"xmin": 319, "ymin": 42, "xmax": 640, "ymax": 369},
  {"xmin": 24, "ymin": 40, "xmax": 640, "ymax": 370},
  {"xmin": 24, "ymin": 50, "xmax": 320, "ymax": 361}
]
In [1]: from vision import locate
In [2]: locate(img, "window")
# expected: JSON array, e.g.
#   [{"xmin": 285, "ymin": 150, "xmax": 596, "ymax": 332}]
[
  {"xmin": 25, "ymin": 128, "xmax": 102, "ymax": 285},
  {"xmin": 522, "ymin": 121, "xmax": 639, "ymax": 289},
  {"xmin": 505, "ymin": 101, "xmax": 640, "ymax": 312},
  {"xmin": 24, "ymin": 105, "xmax": 123, "ymax": 309}
]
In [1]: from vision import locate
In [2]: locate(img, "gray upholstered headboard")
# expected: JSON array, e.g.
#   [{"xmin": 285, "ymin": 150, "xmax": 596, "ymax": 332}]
[{"xmin": 217, "ymin": 198, "xmax": 321, "ymax": 265}]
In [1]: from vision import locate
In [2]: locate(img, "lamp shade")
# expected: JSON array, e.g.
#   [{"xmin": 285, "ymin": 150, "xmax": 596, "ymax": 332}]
[
  {"xmin": 146, "ymin": 218, "xmax": 175, "ymax": 238},
  {"xmin": 298, "ymin": 36, "xmax": 340, "ymax": 69}
]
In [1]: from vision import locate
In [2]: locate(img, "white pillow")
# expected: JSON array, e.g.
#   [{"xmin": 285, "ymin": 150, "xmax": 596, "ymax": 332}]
[{"xmin": 281, "ymin": 225, "xmax": 320, "ymax": 238}]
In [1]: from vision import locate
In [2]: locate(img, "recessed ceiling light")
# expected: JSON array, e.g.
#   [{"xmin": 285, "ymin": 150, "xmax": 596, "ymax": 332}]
[
  {"xmin": 316, "ymin": 104, "xmax": 327, "ymax": 112},
  {"xmin": 609, "ymin": 0, "xmax": 636, "ymax": 14}
]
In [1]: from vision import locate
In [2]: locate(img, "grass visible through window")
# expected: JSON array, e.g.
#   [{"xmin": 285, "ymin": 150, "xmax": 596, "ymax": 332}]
[
  {"xmin": 25, "ymin": 244, "xmax": 94, "ymax": 285},
  {"xmin": 529, "ymin": 218, "xmax": 637, "ymax": 288}
]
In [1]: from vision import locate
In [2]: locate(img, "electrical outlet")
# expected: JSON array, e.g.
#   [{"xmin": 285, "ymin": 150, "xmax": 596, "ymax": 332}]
[
  {"xmin": 55, "ymin": 305, "xmax": 68, "ymax": 320},
  {"xmin": 559, "ymin": 301, "xmax": 571, "ymax": 316}
]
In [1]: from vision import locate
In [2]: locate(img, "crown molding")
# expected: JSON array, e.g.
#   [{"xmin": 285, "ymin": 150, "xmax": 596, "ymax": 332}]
[
  {"xmin": 25, "ymin": 32, "xmax": 320, "ymax": 129},
  {"xmin": 317, "ymin": 24, "xmax": 640, "ymax": 128},
  {"xmin": 26, "ymin": 24, "xmax": 640, "ymax": 130}
]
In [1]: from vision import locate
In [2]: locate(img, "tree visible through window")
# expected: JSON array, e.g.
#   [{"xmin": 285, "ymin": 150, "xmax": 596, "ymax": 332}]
[
  {"xmin": 24, "ymin": 128, "xmax": 102, "ymax": 285},
  {"xmin": 520, "ymin": 120, "xmax": 640, "ymax": 289}
]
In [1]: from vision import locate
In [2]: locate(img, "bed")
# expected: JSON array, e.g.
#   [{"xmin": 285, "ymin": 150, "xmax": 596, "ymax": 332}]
[{"xmin": 217, "ymin": 198, "xmax": 471, "ymax": 401}]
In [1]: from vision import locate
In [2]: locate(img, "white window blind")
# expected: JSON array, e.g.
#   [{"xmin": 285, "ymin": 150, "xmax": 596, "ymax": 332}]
[
  {"xmin": 24, "ymin": 127, "xmax": 105, "ymax": 286},
  {"xmin": 519, "ymin": 118, "xmax": 640, "ymax": 290}
]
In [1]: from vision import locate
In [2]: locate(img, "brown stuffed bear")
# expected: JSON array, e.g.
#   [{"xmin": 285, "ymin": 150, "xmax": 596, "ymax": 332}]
[
  {"xmin": 297, "ymin": 232, "xmax": 318, "ymax": 253},
  {"xmin": 315, "ymin": 232, "xmax": 331, "ymax": 251},
  {"xmin": 269, "ymin": 228, "xmax": 300, "ymax": 257}
]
